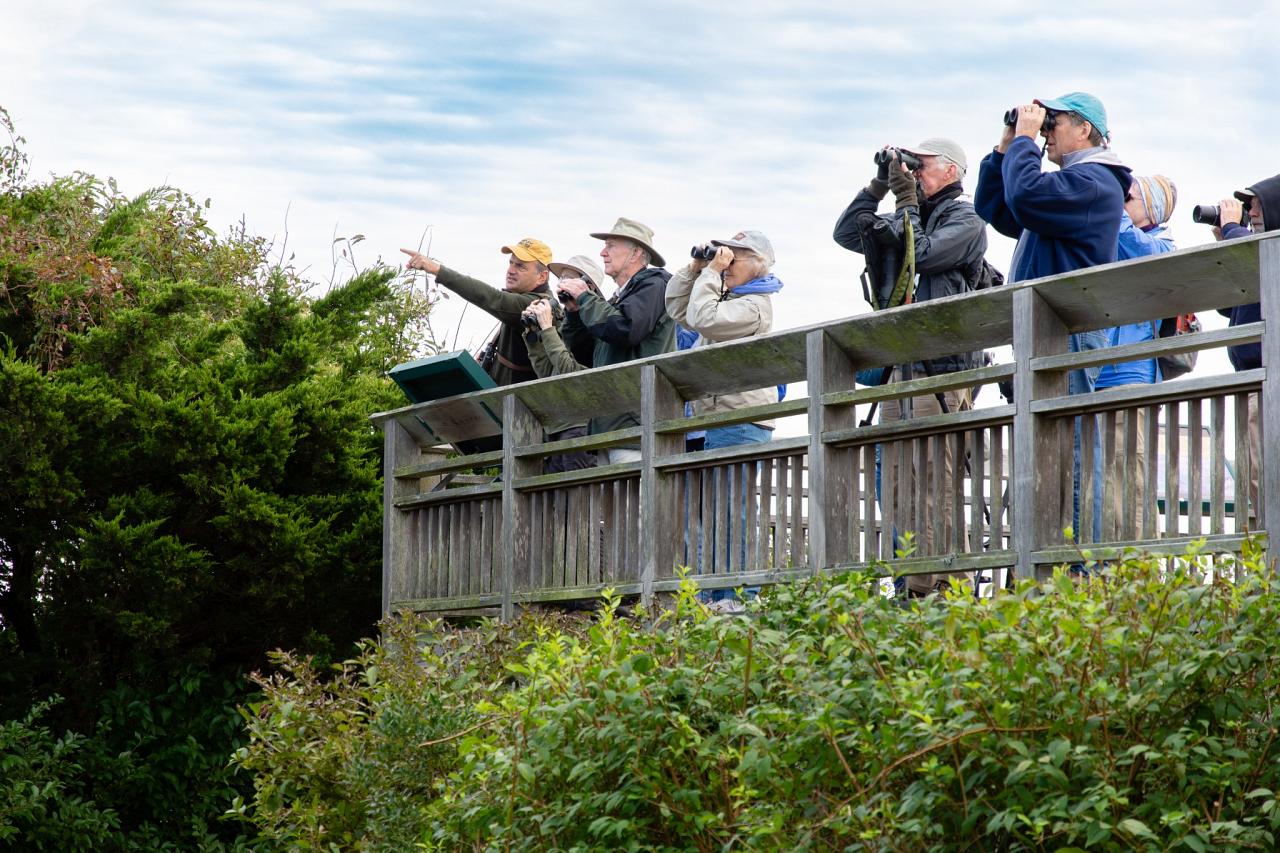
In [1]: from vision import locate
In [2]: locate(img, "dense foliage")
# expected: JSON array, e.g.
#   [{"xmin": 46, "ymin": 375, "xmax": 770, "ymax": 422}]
[
  {"xmin": 0, "ymin": 106, "xmax": 433, "ymax": 848},
  {"xmin": 237, "ymin": 545, "xmax": 1280, "ymax": 851}
]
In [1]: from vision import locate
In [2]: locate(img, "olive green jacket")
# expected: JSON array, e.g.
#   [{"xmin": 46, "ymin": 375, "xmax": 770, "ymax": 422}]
[{"xmin": 435, "ymin": 266, "xmax": 575, "ymax": 434}]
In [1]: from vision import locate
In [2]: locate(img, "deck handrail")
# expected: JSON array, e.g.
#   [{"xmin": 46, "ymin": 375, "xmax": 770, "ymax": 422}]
[{"xmin": 374, "ymin": 232, "xmax": 1280, "ymax": 618}]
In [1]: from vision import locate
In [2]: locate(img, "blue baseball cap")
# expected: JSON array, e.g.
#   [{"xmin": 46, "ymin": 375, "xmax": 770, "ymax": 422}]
[{"xmin": 1035, "ymin": 92, "xmax": 1109, "ymax": 139}]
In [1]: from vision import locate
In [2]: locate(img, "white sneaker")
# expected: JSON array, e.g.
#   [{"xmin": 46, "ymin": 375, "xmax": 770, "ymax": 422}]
[{"xmin": 706, "ymin": 598, "xmax": 746, "ymax": 614}]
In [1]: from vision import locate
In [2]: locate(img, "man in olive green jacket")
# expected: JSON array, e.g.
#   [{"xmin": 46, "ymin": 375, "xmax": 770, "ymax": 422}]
[
  {"xmin": 401, "ymin": 238, "xmax": 558, "ymax": 387},
  {"xmin": 400, "ymin": 239, "xmax": 582, "ymax": 470}
]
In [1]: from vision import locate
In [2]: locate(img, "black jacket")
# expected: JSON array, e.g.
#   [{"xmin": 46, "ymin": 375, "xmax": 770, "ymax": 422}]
[
  {"xmin": 834, "ymin": 181, "xmax": 988, "ymax": 373},
  {"xmin": 562, "ymin": 266, "xmax": 675, "ymax": 437},
  {"xmin": 1216, "ymin": 173, "xmax": 1280, "ymax": 371}
]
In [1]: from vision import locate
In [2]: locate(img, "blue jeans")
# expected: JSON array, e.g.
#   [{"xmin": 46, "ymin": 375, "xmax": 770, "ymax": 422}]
[
  {"xmin": 699, "ymin": 423, "xmax": 772, "ymax": 602},
  {"xmin": 1069, "ymin": 331, "xmax": 1107, "ymax": 549}
]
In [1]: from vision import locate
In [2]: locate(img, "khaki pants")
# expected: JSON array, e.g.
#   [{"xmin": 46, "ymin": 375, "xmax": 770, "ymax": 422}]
[{"xmin": 881, "ymin": 381, "xmax": 972, "ymax": 594}]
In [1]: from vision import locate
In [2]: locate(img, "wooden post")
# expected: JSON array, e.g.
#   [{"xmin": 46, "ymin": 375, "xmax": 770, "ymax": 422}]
[
  {"xmin": 502, "ymin": 394, "xmax": 542, "ymax": 621},
  {"xmin": 640, "ymin": 365, "xmax": 684, "ymax": 607},
  {"xmin": 1012, "ymin": 288, "xmax": 1069, "ymax": 582},
  {"xmin": 1260, "ymin": 238, "xmax": 1280, "ymax": 565},
  {"xmin": 382, "ymin": 417, "xmax": 423, "ymax": 619},
  {"xmin": 806, "ymin": 330, "xmax": 857, "ymax": 573}
]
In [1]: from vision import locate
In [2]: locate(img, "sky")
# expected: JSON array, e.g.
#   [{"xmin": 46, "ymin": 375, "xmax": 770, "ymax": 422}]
[{"xmin": 4, "ymin": 1, "xmax": 1279, "ymax": 404}]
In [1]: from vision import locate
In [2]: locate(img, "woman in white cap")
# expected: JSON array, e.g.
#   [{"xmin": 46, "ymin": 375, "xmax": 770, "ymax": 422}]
[
  {"xmin": 521, "ymin": 255, "xmax": 608, "ymax": 472},
  {"xmin": 522, "ymin": 254, "xmax": 606, "ymax": 377}
]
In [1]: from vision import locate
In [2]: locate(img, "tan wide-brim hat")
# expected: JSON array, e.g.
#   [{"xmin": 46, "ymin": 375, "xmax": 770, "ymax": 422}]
[
  {"xmin": 588, "ymin": 216, "xmax": 665, "ymax": 268},
  {"xmin": 547, "ymin": 254, "xmax": 605, "ymax": 290}
]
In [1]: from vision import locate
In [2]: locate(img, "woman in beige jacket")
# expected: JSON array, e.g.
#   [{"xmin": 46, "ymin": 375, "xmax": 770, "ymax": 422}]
[
  {"xmin": 665, "ymin": 230, "xmax": 784, "ymax": 610},
  {"xmin": 664, "ymin": 229, "xmax": 782, "ymax": 450}
]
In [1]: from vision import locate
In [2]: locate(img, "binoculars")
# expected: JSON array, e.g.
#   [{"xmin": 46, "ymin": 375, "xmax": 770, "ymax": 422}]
[
  {"xmin": 872, "ymin": 147, "xmax": 923, "ymax": 172},
  {"xmin": 1003, "ymin": 107, "xmax": 1058, "ymax": 134}
]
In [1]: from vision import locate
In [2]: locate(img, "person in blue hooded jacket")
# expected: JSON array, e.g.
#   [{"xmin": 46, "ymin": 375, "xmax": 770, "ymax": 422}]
[
  {"xmin": 975, "ymin": 91, "xmax": 1131, "ymax": 550},
  {"xmin": 1084, "ymin": 174, "xmax": 1178, "ymax": 541}
]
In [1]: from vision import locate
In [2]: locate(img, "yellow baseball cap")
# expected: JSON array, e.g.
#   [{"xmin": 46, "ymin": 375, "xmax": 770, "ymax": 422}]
[{"xmin": 501, "ymin": 237, "xmax": 552, "ymax": 265}]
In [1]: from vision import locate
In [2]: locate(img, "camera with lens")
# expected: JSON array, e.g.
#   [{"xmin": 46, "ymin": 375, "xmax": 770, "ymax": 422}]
[
  {"xmin": 872, "ymin": 147, "xmax": 923, "ymax": 172},
  {"xmin": 1003, "ymin": 107, "xmax": 1057, "ymax": 133},
  {"xmin": 1191, "ymin": 204, "xmax": 1246, "ymax": 227},
  {"xmin": 690, "ymin": 245, "xmax": 718, "ymax": 261}
]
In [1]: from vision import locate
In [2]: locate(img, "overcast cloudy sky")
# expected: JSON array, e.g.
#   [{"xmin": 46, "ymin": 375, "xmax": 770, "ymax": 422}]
[{"xmin": 5, "ymin": 1, "xmax": 1278, "ymax": 370}]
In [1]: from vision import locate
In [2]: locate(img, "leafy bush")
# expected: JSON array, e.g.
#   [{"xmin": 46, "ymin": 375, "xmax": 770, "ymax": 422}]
[
  {"xmin": 0, "ymin": 107, "xmax": 436, "ymax": 848},
  {"xmin": 236, "ymin": 544, "xmax": 1280, "ymax": 851},
  {"xmin": 0, "ymin": 699, "xmax": 119, "ymax": 851}
]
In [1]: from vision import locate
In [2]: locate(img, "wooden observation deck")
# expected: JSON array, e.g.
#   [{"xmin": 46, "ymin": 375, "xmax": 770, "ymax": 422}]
[{"xmin": 371, "ymin": 234, "xmax": 1280, "ymax": 619}]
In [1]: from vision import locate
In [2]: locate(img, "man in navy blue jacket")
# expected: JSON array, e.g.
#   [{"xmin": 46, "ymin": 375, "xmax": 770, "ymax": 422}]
[
  {"xmin": 1211, "ymin": 173, "xmax": 1279, "ymax": 524},
  {"xmin": 974, "ymin": 92, "xmax": 1131, "ymax": 548}
]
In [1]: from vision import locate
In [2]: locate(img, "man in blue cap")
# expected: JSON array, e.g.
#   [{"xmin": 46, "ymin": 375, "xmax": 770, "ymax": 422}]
[{"xmin": 974, "ymin": 92, "xmax": 1132, "ymax": 548}]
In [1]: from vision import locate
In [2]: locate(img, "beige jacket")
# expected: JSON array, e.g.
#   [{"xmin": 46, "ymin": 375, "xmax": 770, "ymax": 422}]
[{"xmin": 665, "ymin": 264, "xmax": 777, "ymax": 428}]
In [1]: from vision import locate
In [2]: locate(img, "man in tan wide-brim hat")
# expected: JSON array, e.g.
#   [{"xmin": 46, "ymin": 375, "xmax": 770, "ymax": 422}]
[{"xmin": 552, "ymin": 217, "xmax": 675, "ymax": 465}]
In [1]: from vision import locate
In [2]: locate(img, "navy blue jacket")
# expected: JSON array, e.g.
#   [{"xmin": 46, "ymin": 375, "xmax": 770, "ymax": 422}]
[{"xmin": 974, "ymin": 136, "xmax": 1131, "ymax": 282}]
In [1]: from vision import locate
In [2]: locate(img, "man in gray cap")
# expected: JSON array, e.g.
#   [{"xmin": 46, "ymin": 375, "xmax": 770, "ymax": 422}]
[
  {"xmin": 833, "ymin": 138, "xmax": 988, "ymax": 595},
  {"xmin": 555, "ymin": 217, "xmax": 675, "ymax": 465}
]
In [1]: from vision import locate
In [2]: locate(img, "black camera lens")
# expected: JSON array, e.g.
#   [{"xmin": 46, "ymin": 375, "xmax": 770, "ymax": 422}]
[
  {"xmin": 690, "ymin": 245, "xmax": 717, "ymax": 260},
  {"xmin": 1191, "ymin": 204, "xmax": 1221, "ymax": 226}
]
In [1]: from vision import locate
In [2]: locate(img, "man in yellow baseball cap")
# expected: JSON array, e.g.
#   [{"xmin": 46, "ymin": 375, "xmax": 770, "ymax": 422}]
[{"xmin": 400, "ymin": 237, "xmax": 557, "ymax": 388}]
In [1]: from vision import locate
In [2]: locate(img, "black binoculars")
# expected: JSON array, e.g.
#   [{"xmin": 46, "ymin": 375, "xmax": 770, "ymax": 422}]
[
  {"xmin": 1003, "ymin": 107, "xmax": 1058, "ymax": 133},
  {"xmin": 690, "ymin": 245, "xmax": 718, "ymax": 261},
  {"xmin": 872, "ymin": 147, "xmax": 923, "ymax": 172}
]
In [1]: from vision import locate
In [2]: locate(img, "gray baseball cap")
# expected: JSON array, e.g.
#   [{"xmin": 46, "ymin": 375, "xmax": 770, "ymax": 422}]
[
  {"xmin": 901, "ymin": 137, "xmax": 968, "ymax": 175},
  {"xmin": 710, "ymin": 230, "xmax": 775, "ymax": 267}
]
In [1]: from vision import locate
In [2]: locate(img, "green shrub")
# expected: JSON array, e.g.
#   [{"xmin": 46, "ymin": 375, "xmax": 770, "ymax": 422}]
[
  {"xmin": 0, "ymin": 699, "xmax": 120, "ymax": 851},
  {"xmin": 235, "ymin": 544, "xmax": 1280, "ymax": 851}
]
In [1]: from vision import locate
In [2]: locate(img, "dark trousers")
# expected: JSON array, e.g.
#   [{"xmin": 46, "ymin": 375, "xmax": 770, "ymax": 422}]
[{"xmin": 544, "ymin": 425, "xmax": 596, "ymax": 474}]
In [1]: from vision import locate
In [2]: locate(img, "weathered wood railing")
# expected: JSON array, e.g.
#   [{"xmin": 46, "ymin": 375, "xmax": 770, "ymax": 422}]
[{"xmin": 372, "ymin": 233, "xmax": 1280, "ymax": 618}]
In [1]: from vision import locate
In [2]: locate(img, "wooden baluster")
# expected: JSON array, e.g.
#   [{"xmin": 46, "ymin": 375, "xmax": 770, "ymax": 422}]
[
  {"xmin": 775, "ymin": 455, "xmax": 791, "ymax": 566},
  {"xmin": 862, "ymin": 444, "xmax": 876, "ymax": 563},
  {"xmin": 1166, "ymin": 401, "xmax": 1181, "ymax": 537},
  {"xmin": 791, "ymin": 454, "xmax": 805, "ymax": 567},
  {"xmin": 1211, "ymin": 396, "xmax": 1226, "ymax": 535},
  {"xmin": 1144, "ymin": 405, "xmax": 1159, "ymax": 540},
  {"xmin": 1234, "ymin": 392, "xmax": 1251, "ymax": 532},
  {"xmin": 1188, "ymin": 398, "xmax": 1203, "ymax": 537},
  {"xmin": 952, "ymin": 431, "xmax": 966, "ymax": 553},
  {"xmin": 746, "ymin": 460, "xmax": 760, "ymax": 572},
  {"xmin": 1123, "ymin": 408, "xmax": 1139, "ymax": 541}
]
